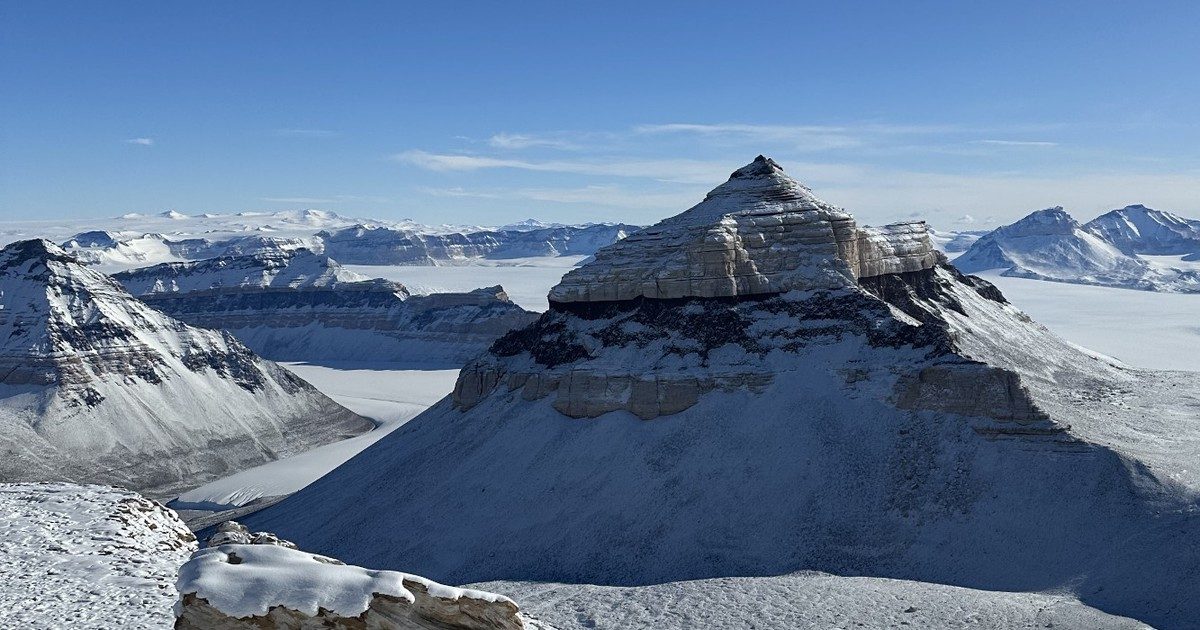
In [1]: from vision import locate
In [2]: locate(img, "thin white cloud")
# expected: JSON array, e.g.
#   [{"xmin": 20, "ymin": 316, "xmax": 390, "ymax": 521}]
[
  {"xmin": 420, "ymin": 184, "xmax": 703, "ymax": 212},
  {"xmin": 488, "ymin": 133, "xmax": 577, "ymax": 150},
  {"xmin": 976, "ymin": 140, "xmax": 1058, "ymax": 147},
  {"xmin": 259, "ymin": 196, "xmax": 339, "ymax": 204},
  {"xmin": 124, "ymin": 137, "xmax": 154, "ymax": 146},
  {"xmin": 634, "ymin": 123, "xmax": 863, "ymax": 150},
  {"xmin": 393, "ymin": 150, "xmax": 733, "ymax": 184},
  {"xmin": 955, "ymin": 214, "xmax": 976, "ymax": 224},
  {"xmin": 275, "ymin": 128, "xmax": 338, "ymax": 138}
]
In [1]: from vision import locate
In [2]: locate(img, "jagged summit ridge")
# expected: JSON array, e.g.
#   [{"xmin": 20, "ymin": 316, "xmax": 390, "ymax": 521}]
[{"xmin": 549, "ymin": 156, "xmax": 938, "ymax": 303}]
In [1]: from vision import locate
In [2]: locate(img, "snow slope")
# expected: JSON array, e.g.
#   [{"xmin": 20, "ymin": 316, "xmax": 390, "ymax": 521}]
[
  {"xmin": 0, "ymin": 483, "xmax": 198, "ymax": 629},
  {"xmin": 978, "ymin": 270, "xmax": 1200, "ymax": 372},
  {"xmin": 243, "ymin": 158, "xmax": 1200, "ymax": 628},
  {"xmin": 1085, "ymin": 204, "xmax": 1200, "ymax": 255},
  {"xmin": 954, "ymin": 206, "xmax": 1200, "ymax": 292},
  {"xmin": 172, "ymin": 362, "xmax": 459, "ymax": 509},
  {"xmin": 0, "ymin": 240, "xmax": 372, "ymax": 497},
  {"xmin": 348, "ymin": 256, "xmax": 588, "ymax": 312},
  {"xmin": 471, "ymin": 573, "xmax": 1148, "ymax": 629}
]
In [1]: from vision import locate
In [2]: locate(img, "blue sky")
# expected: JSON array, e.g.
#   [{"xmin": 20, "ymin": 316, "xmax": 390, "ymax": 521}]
[{"xmin": 3, "ymin": 1, "xmax": 1200, "ymax": 228}]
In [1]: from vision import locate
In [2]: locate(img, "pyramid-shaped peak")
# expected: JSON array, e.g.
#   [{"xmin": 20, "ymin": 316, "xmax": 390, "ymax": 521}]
[
  {"xmin": 0, "ymin": 239, "xmax": 77, "ymax": 269},
  {"xmin": 1001, "ymin": 207, "xmax": 1079, "ymax": 236},
  {"xmin": 550, "ymin": 157, "xmax": 937, "ymax": 304},
  {"xmin": 730, "ymin": 155, "xmax": 786, "ymax": 179}
]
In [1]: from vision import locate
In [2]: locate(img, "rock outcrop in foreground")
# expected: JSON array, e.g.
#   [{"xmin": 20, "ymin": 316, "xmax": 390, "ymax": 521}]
[
  {"xmin": 243, "ymin": 157, "xmax": 1200, "ymax": 629},
  {"xmin": 0, "ymin": 240, "xmax": 372, "ymax": 496},
  {"xmin": 176, "ymin": 521, "xmax": 532, "ymax": 630},
  {"xmin": 114, "ymin": 249, "xmax": 537, "ymax": 365}
]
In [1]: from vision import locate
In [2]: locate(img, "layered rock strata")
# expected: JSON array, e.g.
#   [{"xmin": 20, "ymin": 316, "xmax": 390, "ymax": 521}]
[
  {"xmin": 456, "ymin": 156, "xmax": 1010, "ymax": 423},
  {"xmin": 549, "ymin": 156, "xmax": 937, "ymax": 303},
  {"xmin": 0, "ymin": 240, "xmax": 372, "ymax": 495},
  {"xmin": 114, "ymin": 250, "xmax": 537, "ymax": 364}
]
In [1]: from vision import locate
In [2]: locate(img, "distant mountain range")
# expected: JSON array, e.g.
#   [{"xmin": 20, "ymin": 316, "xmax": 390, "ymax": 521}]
[
  {"xmin": 113, "ymin": 249, "xmax": 537, "ymax": 365},
  {"xmin": 0, "ymin": 209, "xmax": 641, "ymax": 271},
  {"xmin": 951, "ymin": 205, "xmax": 1200, "ymax": 292}
]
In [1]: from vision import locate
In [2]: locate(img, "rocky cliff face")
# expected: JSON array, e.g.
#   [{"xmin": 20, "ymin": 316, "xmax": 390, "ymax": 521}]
[
  {"xmin": 458, "ymin": 157, "xmax": 1001, "ymax": 422},
  {"xmin": 550, "ymin": 157, "xmax": 936, "ymax": 303},
  {"xmin": 241, "ymin": 158, "xmax": 1200, "ymax": 628},
  {"xmin": 114, "ymin": 250, "xmax": 537, "ymax": 365},
  {"xmin": 318, "ymin": 223, "xmax": 638, "ymax": 265},
  {"xmin": 0, "ymin": 240, "xmax": 372, "ymax": 496}
]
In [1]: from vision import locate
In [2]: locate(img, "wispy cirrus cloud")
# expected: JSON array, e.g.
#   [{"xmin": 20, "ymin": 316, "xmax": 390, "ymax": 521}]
[
  {"xmin": 420, "ymin": 184, "xmax": 703, "ymax": 211},
  {"xmin": 124, "ymin": 137, "xmax": 154, "ymax": 146},
  {"xmin": 976, "ymin": 139, "xmax": 1059, "ymax": 147},
  {"xmin": 259, "ymin": 194, "xmax": 392, "ymax": 205},
  {"xmin": 393, "ymin": 150, "xmax": 733, "ymax": 184},
  {"xmin": 274, "ymin": 128, "xmax": 338, "ymax": 138},
  {"xmin": 488, "ymin": 133, "xmax": 578, "ymax": 150},
  {"xmin": 259, "ymin": 196, "xmax": 340, "ymax": 204},
  {"xmin": 634, "ymin": 123, "xmax": 863, "ymax": 150}
]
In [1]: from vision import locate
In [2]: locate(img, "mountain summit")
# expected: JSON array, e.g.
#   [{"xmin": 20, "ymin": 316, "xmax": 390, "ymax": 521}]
[
  {"xmin": 245, "ymin": 158, "xmax": 1200, "ymax": 628},
  {"xmin": 0, "ymin": 240, "xmax": 372, "ymax": 495}
]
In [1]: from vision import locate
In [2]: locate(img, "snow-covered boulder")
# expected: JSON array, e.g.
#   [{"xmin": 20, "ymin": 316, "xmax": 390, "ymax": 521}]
[
  {"xmin": 113, "ymin": 250, "xmax": 538, "ymax": 365},
  {"xmin": 953, "ymin": 207, "xmax": 1200, "ymax": 292},
  {"xmin": 1084, "ymin": 204, "xmax": 1200, "ymax": 255},
  {"xmin": 204, "ymin": 520, "xmax": 297, "ymax": 549},
  {"xmin": 175, "ymin": 543, "xmax": 529, "ymax": 629},
  {"xmin": 0, "ymin": 483, "xmax": 198, "ymax": 629},
  {"xmin": 0, "ymin": 240, "xmax": 373, "ymax": 496}
]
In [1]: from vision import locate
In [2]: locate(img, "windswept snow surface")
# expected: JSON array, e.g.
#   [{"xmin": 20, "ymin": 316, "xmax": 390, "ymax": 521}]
[
  {"xmin": 0, "ymin": 483, "xmax": 198, "ymax": 629},
  {"xmin": 347, "ymin": 255, "xmax": 588, "ymax": 311},
  {"xmin": 976, "ymin": 270, "xmax": 1200, "ymax": 372},
  {"xmin": 172, "ymin": 362, "xmax": 459, "ymax": 509},
  {"xmin": 471, "ymin": 574, "xmax": 1149, "ymax": 630}
]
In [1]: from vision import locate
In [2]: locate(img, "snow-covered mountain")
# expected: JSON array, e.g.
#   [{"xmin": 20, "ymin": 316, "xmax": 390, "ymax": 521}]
[
  {"xmin": 62, "ymin": 231, "xmax": 311, "ymax": 269},
  {"xmin": 317, "ymin": 222, "xmax": 639, "ymax": 265},
  {"xmin": 241, "ymin": 157, "xmax": 1200, "ymax": 628},
  {"xmin": 1084, "ymin": 204, "xmax": 1200, "ymax": 255},
  {"xmin": 0, "ymin": 240, "xmax": 372, "ymax": 496},
  {"xmin": 953, "ymin": 206, "xmax": 1200, "ymax": 292},
  {"xmin": 32, "ymin": 211, "xmax": 641, "ymax": 272},
  {"xmin": 928, "ymin": 228, "xmax": 988, "ymax": 253},
  {"xmin": 113, "ymin": 249, "xmax": 537, "ymax": 365}
]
